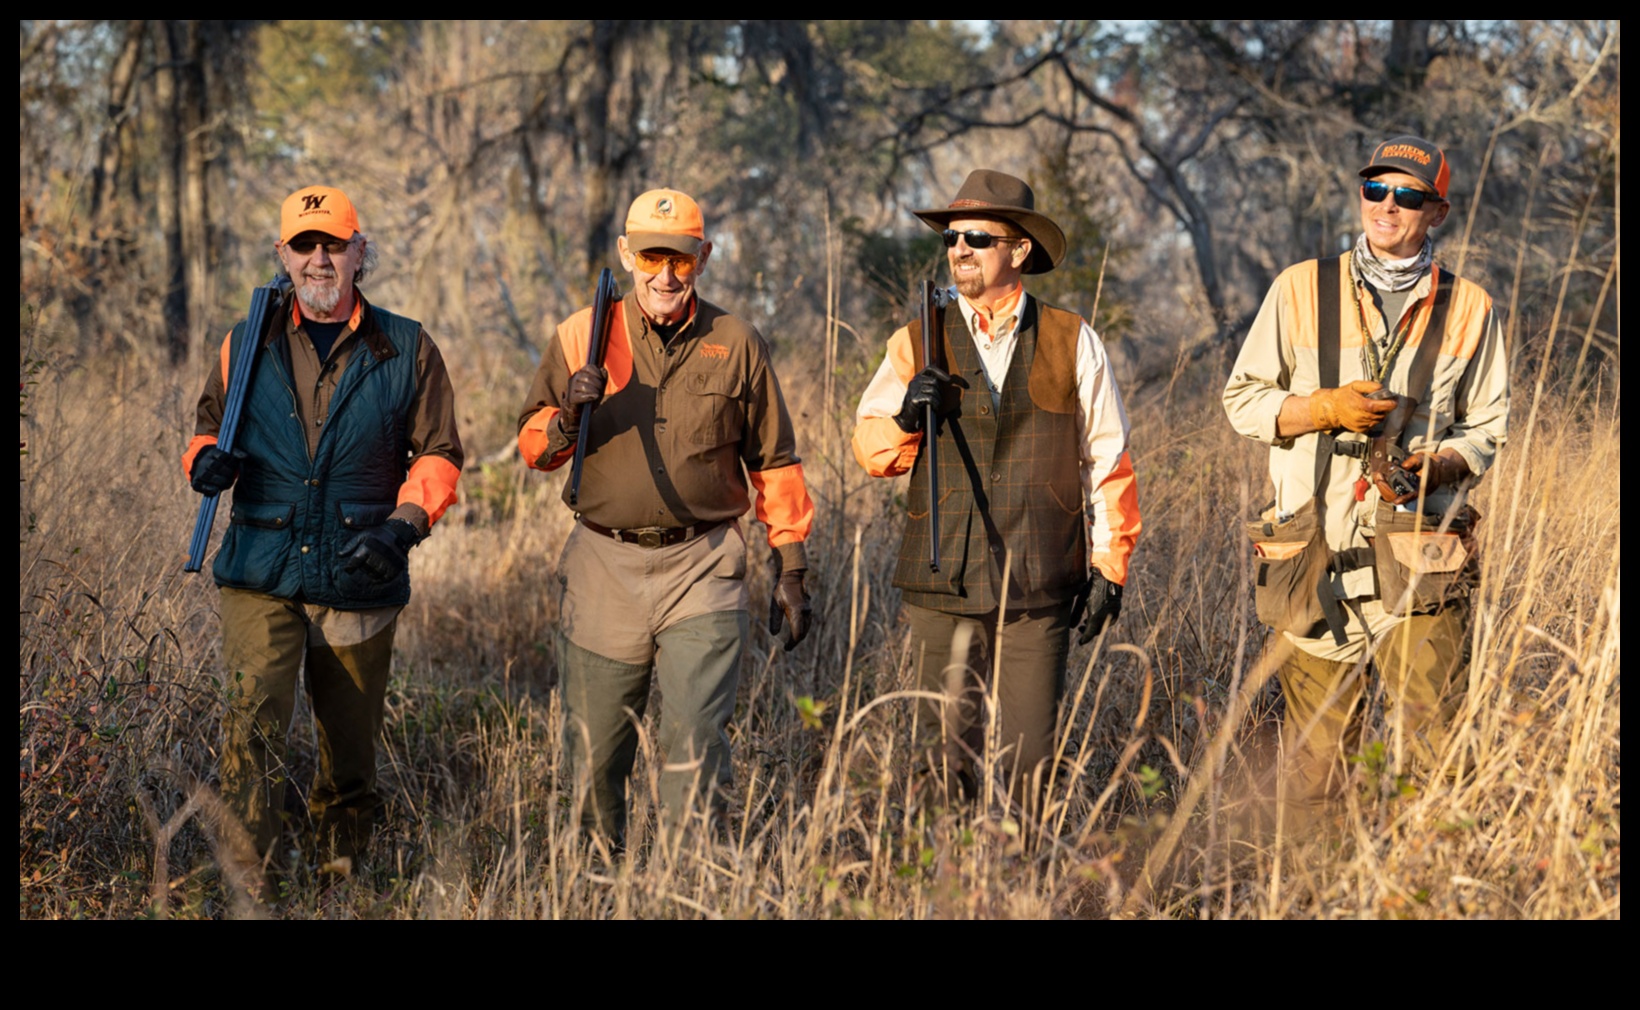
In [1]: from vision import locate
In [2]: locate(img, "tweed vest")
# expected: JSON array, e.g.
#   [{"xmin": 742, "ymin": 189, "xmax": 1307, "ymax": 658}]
[
  {"xmin": 212, "ymin": 301, "xmax": 422, "ymax": 609},
  {"xmin": 894, "ymin": 298, "xmax": 1086, "ymax": 613}
]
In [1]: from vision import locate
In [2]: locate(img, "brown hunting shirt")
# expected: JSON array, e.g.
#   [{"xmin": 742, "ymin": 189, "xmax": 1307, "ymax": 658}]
[{"xmin": 518, "ymin": 292, "xmax": 813, "ymax": 571}]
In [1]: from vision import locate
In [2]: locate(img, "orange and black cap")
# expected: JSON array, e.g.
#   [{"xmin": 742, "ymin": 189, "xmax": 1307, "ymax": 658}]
[{"xmin": 1360, "ymin": 136, "xmax": 1450, "ymax": 200}]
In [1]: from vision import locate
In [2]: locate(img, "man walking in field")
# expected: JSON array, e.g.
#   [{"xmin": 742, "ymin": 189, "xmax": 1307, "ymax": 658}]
[
  {"xmin": 1223, "ymin": 136, "xmax": 1509, "ymax": 827},
  {"xmin": 519, "ymin": 187, "xmax": 815, "ymax": 848},
  {"xmin": 184, "ymin": 185, "xmax": 464, "ymax": 874},
  {"xmin": 852, "ymin": 169, "xmax": 1141, "ymax": 813}
]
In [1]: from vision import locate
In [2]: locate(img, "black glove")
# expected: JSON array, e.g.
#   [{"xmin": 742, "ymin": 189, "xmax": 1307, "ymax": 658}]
[
  {"xmin": 560, "ymin": 364, "xmax": 608, "ymax": 437},
  {"xmin": 338, "ymin": 518, "xmax": 422, "ymax": 586},
  {"xmin": 768, "ymin": 566, "xmax": 813, "ymax": 652},
  {"xmin": 893, "ymin": 367, "xmax": 960, "ymax": 434},
  {"xmin": 190, "ymin": 446, "xmax": 246, "ymax": 496},
  {"xmin": 1074, "ymin": 571, "xmax": 1123, "ymax": 645}
]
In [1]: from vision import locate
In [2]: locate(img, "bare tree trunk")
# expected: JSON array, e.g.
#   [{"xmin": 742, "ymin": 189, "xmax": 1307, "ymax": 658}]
[
  {"xmin": 178, "ymin": 20, "xmax": 212, "ymax": 365},
  {"xmin": 89, "ymin": 19, "xmax": 145, "ymax": 256},
  {"xmin": 1387, "ymin": 20, "xmax": 1434, "ymax": 91},
  {"xmin": 156, "ymin": 21, "xmax": 189, "ymax": 363}
]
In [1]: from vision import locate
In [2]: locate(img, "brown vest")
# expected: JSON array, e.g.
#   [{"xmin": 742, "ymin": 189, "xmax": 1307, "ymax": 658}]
[{"xmin": 894, "ymin": 299, "xmax": 1086, "ymax": 613}]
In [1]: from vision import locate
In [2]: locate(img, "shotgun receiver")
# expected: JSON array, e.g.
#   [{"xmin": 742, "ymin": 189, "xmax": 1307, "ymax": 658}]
[
  {"xmin": 567, "ymin": 268, "xmax": 621, "ymax": 508},
  {"xmin": 919, "ymin": 281, "xmax": 950, "ymax": 572},
  {"xmin": 184, "ymin": 274, "xmax": 292, "ymax": 573},
  {"xmin": 1367, "ymin": 391, "xmax": 1421, "ymax": 500}
]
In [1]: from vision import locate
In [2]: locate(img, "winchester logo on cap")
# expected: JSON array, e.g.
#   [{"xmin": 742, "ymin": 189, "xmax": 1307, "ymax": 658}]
[{"xmin": 280, "ymin": 185, "xmax": 360, "ymax": 244}]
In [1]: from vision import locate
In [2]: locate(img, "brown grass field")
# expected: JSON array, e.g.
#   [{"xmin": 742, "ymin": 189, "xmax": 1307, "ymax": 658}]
[{"xmin": 17, "ymin": 282, "xmax": 1620, "ymax": 919}]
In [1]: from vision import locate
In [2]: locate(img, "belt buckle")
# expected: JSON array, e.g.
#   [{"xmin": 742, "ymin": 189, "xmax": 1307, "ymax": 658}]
[{"xmin": 636, "ymin": 529, "xmax": 664, "ymax": 549}]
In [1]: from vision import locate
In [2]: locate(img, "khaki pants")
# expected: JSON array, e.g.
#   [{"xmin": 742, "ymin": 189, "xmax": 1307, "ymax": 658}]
[
  {"xmin": 1277, "ymin": 601, "xmax": 1470, "ymax": 828},
  {"xmin": 217, "ymin": 589, "xmax": 396, "ymax": 862},
  {"xmin": 905, "ymin": 600, "xmax": 1074, "ymax": 817},
  {"xmin": 554, "ymin": 521, "xmax": 750, "ymax": 845}
]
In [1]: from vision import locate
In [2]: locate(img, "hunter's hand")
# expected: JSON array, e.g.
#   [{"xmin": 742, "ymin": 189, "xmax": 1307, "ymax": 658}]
[
  {"xmin": 1076, "ymin": 572, "xmax": 1124, "ymax": 645},
  {"xmin": 768, "ymin": 567, "xmax": 813, "ymax": 651},
  {"xmin": 893, "ymin": 367, "xmax": 960, "ymax": 434},
  {"xmin": 339, "ymin": 518, "xmax": 422, "ymax": 585},
  {"xmin": 190, "ymin": 446, "xmax": 246, "ymax": 496},
  {"xmin": 1309, "ymin": 380, "xmax": 1397, "ymax": 434},
  {"xmin": 1376, "ymin": 450, "xmax": 1471, "ymax": 505},
  {"xmin": 560, "ymin": 364, "xmax": 609, "ymax": 436}
]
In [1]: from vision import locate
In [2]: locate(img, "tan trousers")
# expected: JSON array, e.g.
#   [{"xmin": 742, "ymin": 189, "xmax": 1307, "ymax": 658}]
[
  {"xmin": 217, "ymin": 588, "xmax": 396, "ymax": 862},
  {"xmin": 1276, "ymin": 601, "xmax": 1470, "ymax": 827},
  {"xmin": 554, "ymin": 521, "xmax": 750, "ymax": 845}
]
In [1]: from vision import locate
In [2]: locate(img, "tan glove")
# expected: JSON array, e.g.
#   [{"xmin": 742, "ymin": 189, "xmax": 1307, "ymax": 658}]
[{"xmin": 1309, "ymin": 380, "xmax": 1398, "ymax": 433}]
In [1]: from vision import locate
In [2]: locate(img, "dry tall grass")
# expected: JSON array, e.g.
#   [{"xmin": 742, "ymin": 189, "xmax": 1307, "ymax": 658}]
[{"xmin": 18, "ymin": 304, "xmax": 1620, "ymax": 919}]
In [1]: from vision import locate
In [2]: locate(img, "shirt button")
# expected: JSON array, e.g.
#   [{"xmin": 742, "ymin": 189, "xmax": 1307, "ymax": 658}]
[
  {"xmin": 657, "ymin": 425, "xmax": 667, "ymax": 434},
  {"xmin": 990, "ymin": 471, "xmax": 1001, "ymax": 481},
  {"xmin": 656, "ymin": 466, "xmax": 665, "ymax": 475}
]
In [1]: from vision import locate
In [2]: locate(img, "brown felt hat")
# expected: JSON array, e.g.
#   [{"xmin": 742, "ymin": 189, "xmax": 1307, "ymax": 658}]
[{"xmin": 913, "ymin": 169, "xmax": 1066, "ymax": 274}]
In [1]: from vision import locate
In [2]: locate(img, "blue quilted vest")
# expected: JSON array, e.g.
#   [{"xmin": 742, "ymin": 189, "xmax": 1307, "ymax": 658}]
[{"xmin": 212, "ymin": 298, "xmax": 422, "ymax": 609}]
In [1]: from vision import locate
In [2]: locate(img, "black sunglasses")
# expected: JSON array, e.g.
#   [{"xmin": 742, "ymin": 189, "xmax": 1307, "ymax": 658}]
[
  {"xmin": 1361, "ymin": 180, "xmax": 1443, "ymax": 211},
  {"xmin": 942, "ymin": 228, "xmax": 1022, "ymax": 250},
  {"xmin": 286, "ymin": 235, "xmax": 353, "ymax": 255}
]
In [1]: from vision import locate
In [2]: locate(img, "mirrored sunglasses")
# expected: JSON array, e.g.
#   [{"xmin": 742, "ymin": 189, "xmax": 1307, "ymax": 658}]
[{"xmin": 1360, "ymin": 180, "xmax": 1442, "ymax": 211}]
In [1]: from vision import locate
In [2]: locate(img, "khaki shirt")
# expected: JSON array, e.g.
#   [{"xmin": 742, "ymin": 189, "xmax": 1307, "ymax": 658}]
[{"xmin": 1224, "ymin": 252, "xmax": 1509, "ymax": 607}]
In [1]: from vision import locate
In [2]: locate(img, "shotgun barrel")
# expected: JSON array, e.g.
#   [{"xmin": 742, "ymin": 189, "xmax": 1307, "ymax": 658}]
[
  {"xmin": 920, "ymin": 281, "xmax": 948, "ymax": 572},
  {"xmin": 568, "ymin": 268, "xmax": 620, "ymax": 507},
  {"xmin": 185, "ymin": 275, "xmax": 292, "ymax": 573}
]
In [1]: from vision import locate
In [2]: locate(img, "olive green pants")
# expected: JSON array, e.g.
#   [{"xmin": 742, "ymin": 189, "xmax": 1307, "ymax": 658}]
[
  {"xmin": 557, "ymin": 610, "xmax": 748, "ymax": 846},
  {"xmin": 217, "ymin": 589, "xmax": 396, "ymax": 863},
  {"xmin": 905, "ymin": 600, "xmax": 1074, "ymax": 817},
  {"xmin": 1277, "ymin": 602, "xmax": 1470, "ymax": 827}
]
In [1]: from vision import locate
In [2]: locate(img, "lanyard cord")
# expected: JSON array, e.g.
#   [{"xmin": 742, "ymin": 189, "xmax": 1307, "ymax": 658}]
[{"xmin": 1353, "ymin": 279, "xmax": 1420, "ymax": 385}]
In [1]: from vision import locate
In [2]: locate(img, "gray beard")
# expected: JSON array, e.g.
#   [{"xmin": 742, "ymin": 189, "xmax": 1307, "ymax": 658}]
[{"xmin": 295, "ymin": 276, "xmax": 343, "ymax": 316}]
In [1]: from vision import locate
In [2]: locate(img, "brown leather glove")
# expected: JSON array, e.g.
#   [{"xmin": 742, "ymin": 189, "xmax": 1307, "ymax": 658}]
[
  {"xmin": 560, "ymin": 364, "xmax": 608, "ymax": 436},
  {"xmin": 1309, "ymin": 380, "xmax": 1397, "ymax": 433},
  {"xmin": 1376, "ymin": 450, "xmax": 1472, "ymax": 505},
  {"xmin": 768, "ymin": 567, "xmax": 812, "ymax": 652}
]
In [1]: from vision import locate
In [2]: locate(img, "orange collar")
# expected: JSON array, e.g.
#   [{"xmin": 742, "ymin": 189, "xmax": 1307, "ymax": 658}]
[
  {"xmin": 290, "ymin": 288, "xmax": 364, "ymax": 331},
  {"xmin": 970, "ymin": 282, "xmax": 1023, "ymax": 335}
]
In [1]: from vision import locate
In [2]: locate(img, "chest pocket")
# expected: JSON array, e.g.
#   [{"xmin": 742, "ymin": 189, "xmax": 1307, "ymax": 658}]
[{"xmin": 684, "ymin": 370, "xmax": 745, "ymax": 447}]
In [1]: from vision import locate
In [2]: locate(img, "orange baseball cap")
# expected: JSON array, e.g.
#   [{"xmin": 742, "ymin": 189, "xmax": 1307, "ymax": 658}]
[
  {"xmin": 625, "ymin": 188, "xmax": 704, "ymax": 254},
  {"xmin": 279, "ymin": 185, "xmax": 361, "ymax": 245}
]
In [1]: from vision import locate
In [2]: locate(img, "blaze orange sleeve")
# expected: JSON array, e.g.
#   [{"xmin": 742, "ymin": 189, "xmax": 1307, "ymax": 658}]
[
  {"xmin": 519, "ymin": 406, "xmax": 572, "ymax": 472},
  {"xmin": 851, "ymin": 326, "xmax": 923, "ymax": 477},
  {"xmin": 747, "ymin": 462, "xmax": 815, "ymax": 547},
  {"xmin": 181, "ymin": 435, "xmax": 216, "ymax": 482},
  {"xmin": 1090, "ymin": 450, "xmax": 1141, "ymax": 586},
  {"xmin": 398, "ymin": 455, "xmax": 462, "ymax": 527},
  {"xmin": 180, "ymin": 333, "xmax": 234, "ymax": 481}
]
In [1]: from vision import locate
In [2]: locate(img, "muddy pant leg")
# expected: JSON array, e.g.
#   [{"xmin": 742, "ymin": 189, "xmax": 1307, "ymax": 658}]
[
  {"xmin": 905, "ymin": 604, "xmax": 989, "ymax": 802},
  {"xmin": 1276, "ymin": 646, "xmax": 1366, "ymax": 828},
  {"xmin": 305, "ymin": 619, "xmax": 395, "ymax": 863},
  {"xmin": 652, "ymin": 610, "xmax": 746, "ymax": 838},
  {"xmin": 218, "ymin": 590, "xmax": 308, "ymax": 859},
  {"xmin": 1375, "ymin": 602, "xmax": 1470, "ymax": 781},
  {"xmin": 557, "ymin": 634, "xmax": 653, "ymax": 845}
]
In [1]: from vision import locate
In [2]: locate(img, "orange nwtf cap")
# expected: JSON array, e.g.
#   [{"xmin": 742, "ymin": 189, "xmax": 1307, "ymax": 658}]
[
  {"xmin": 279, "ymin": 185, "xmax": 361, "ymax": 245},
  {"xmin": 625, "ymin": 188, "xmax": 705, "ymax": 254}
]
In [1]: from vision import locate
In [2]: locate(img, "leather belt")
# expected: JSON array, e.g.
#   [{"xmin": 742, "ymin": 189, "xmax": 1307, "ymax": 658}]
[{"xmin": 577, "ymin": 516, "xmax": 730, "ymax": 549}]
